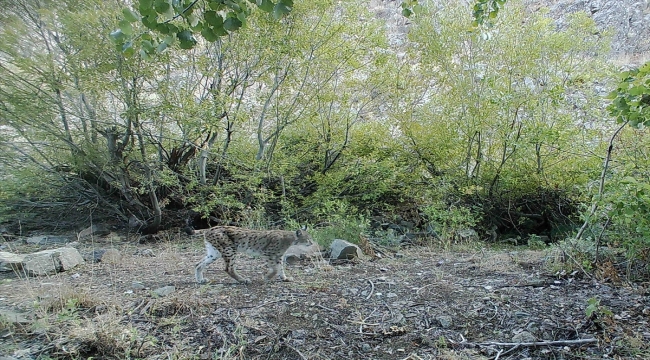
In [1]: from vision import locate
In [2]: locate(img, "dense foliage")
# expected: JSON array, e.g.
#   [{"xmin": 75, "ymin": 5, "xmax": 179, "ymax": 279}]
[{"xmin": 1, "ymin": 0, "xmax": 648, "ymax": 268}]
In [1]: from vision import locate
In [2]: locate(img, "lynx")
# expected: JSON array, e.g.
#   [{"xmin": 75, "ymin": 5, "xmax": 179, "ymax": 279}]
[{"xmin": 186, "ymin": 226, "xmax": 313, "ymax": 284}]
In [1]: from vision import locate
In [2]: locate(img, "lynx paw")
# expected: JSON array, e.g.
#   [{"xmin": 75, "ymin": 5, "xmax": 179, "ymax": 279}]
[{"xmin": 281, "ymin": 276, "xmax": 294, "ymax": 282}]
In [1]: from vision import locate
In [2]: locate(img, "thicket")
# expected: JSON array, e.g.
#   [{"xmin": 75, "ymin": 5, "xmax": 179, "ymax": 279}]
[{"xmin": 1, "ymin": 0, "xmax": 648, "ymax": 270}]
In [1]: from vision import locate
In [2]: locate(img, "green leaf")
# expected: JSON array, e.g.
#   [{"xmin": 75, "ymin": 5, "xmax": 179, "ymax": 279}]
[
  {"xmin": 139, "ymin": 48, "xmax": 151, "ymax": 60},
  {"xmin": 402, "ymin": 8, "xmax": 413, "ymax": 17},
  {"xmin": 156, "ymin": 41, "xmax": 168, "ymax": 53},
  {"xmin": 154, "ymin": 0, "xmax": 171, "ymax": 14},
  {"xmin": 258, "ymin": 0, "xmax": 274, "ymax": 12},
  {"xmin": 139, "ymin": 0, "xmax": 157, "ymax": 16},
  {"xmin": 272, "ymin": 2, "xmax": 292, "ymax": 20},
  {"xmin": 201, "ymin": 26, "xmax": 219, "ymax": 42},
  {"xmin": 209, "ymin": 0, "xmax": 225, "ymax": 10},
  {"xmin": 629, "ymin": 86, "xmax": 647, "ymax": 96},
  {"xmin": 177, "ymin": 30, "xmax": 197, "ymax": 49},
  {"xmin": 224, "ymin": 17, "xmax": 243, "ymax": 31},
  {"xmin": 122, "ymin": 41, "xmax": 135, "ymax": 57},
  {"xmin": 119, "ymin": 20, "xmax": 134, "ymax": 36},
  {"xmin": 109, "ymin": 29, "xmax": 127, "ymax": 43},
  {"xmin": 142, "ymin": 40, "xmax": 155, "ymax": 52},
  {"xmin": 204, "ymin": 11, "xmax": 223, "ymax": 27},
  {"xmin": 122, "ymin": 8, "xmax": 140, "ymax": 22},
  {"xmin": 142, "ymin": 15, "xmax": 159, "ymax": 29}
]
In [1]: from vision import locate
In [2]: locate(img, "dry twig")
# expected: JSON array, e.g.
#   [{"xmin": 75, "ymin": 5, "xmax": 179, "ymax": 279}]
[{"xmin": 366, "ymin": 279, "xmax": 375, "ymax": 300}]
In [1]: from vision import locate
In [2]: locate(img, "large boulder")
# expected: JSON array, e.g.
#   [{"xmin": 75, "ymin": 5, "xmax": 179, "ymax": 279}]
[
  {"xmin": 22, "ymin": 247, "xmax": 85, "ymax": 276},
  {"xmin": 329, "ymin": 239, "xmax": 365, "ymax": 260}
]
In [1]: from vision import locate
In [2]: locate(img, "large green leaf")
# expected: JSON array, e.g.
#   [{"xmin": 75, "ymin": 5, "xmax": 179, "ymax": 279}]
[
  {"xmin": 223, "ymin": 16, "xmax": 243, "ymax": 31},
  {"xmin": 204, "ymin": 10, "xmax": 223, "ymax": 26}
]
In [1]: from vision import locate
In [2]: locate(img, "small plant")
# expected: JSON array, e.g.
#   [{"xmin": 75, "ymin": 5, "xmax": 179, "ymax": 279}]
[
  {"xmin": 527, "ymin": 235, "xmax": 547, "ymax": 250},
  {"xmin": 585, "ymin": 296, "xmax": 614, "ymax": 329}
]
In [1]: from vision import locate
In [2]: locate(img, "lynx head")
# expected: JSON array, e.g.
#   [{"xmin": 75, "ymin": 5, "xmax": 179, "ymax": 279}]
[{"xmin": 294, "ymin": 225, "xmax": 313, "ymax": 245}]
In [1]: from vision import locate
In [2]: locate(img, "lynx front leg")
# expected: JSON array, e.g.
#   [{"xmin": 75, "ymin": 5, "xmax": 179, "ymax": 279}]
[
  {"xmin": 278, "ymin": 262, "xmax": 293, "ymax": 282},
  {"xmin": 196, "ymin": 241, "xmax": 220, "ymax": 284},
  {"xmin": 223, "ymin": 249, "xmax": 251, "ymax": 284}
]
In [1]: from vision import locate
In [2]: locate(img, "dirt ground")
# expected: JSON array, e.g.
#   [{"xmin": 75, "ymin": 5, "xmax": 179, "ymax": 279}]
[{"xmin": 1, "ymin": 232, "xmax": 649, "ymax": 359}]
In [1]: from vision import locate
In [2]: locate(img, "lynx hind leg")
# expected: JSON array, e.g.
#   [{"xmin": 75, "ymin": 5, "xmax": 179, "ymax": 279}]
[
  {"xmin": 264, "ymin": 257, "xmax": 280, "ymax": 281},
  {"xmin": 196, "ymin": 241, "xmax": 221, "ymax": 284},
  {"xmin": 223, "ymin": 248, "xmax": 251, "ymax": 284}
]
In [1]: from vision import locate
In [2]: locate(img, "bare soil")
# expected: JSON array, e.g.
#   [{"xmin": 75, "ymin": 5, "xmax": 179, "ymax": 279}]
[{"xmin": 1, "ymin": 232, "xmax": 649, "ymax": 359}]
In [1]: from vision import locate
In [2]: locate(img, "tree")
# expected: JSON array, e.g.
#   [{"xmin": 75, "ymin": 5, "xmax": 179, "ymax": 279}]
[{"xmin": 111, "ymin": 0, "xmax": 295, "ymax": 56}]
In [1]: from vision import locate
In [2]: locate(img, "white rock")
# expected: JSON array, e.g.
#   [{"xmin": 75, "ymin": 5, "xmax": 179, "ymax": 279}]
[
  {"xmin": 329, "ymin": 239, "xmax": 365, "ymax": 260},
  {"xmin": 22, "ymin": 247, "xmax": 85, "ymax": 276}
]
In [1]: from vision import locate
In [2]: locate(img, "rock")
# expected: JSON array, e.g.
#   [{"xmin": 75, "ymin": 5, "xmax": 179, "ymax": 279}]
[
  {"xmin": 78, "ymin": 224, "xmax": 111, "ymax": 239},
  {"xmin": 329, "ymin": 239, "xmax": 365, "ymax": 260},
  {"xmin": 153, "ymin": 286, "xmax": 175, "ymax": 297},
  {"xmin": 0, "ymin": 251, "xmax": 25, "ymax": 272},
  {"xmin": 25, "ymin": 235, "xmax": 70, "ymax": 245},
  {"xmin": 512, "ymin": 331, "xmax": 536, "ymax": 343},
  {"xmin": 22, "ymin": 247, "xmax": 85, "ymax": 276},
  {"xmin": 437, "ymin": 315, "xmax": 453, "ymax": 329},
  {"xmin": 361, "ymin": 343, "xmax": 372, "ymax": 352},
  {"xmin": 86, "ymin": 248, "xmax": 122, "ymax": 264},
  {"xmin": 284, "ymin": 242, "xmax": 322, "ymax": 265},
  {"xmin": 132, "ymin": 281, "xmax": 146, "ymax": 290}
]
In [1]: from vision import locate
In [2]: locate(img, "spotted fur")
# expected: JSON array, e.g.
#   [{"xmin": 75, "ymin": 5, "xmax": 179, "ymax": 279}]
[{"xmin": 186, "ymin": 226, "xmax": 313, "ymax": 284}]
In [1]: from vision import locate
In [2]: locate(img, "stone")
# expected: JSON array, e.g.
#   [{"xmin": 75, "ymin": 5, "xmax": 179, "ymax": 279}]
[
  {"xmin": 329, "ymin": 239, "xmax": 365, "ymax": 260},
  {"xmin": 22, "ymin": 247, "xmax": 85, "ymax": 276},
  {"xmin": 512, "ymin": 331, "xmax": 536, "ymax": 343},
  {"xmin": 25, "ymin": 235, "xmax": 70, "ymax": 245},
  {"xmin": 132, "ymin": 281, "xmax": 146, "ymax": 290},
  {"xmin": 152, "ymin": 286, "xmax": 175, "ymax": 297},
  {"xmin": 0, "ymin": 251, "xmax": 25, "ymax": 272},
  {"xmin": 284, "ymin": 242, "xmax": 322, "ymax": 265},
  {"xmin": 437, "ymin": 315, "xmax": 453, "ymax": 329},
  {"xmin": 78, "ymin": 224, "xmax": 111, "ymax": 239}
]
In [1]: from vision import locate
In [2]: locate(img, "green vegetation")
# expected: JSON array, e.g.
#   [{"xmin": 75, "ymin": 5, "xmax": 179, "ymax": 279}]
[{"xmin": 1, "ymin": 0, "xmax": 649, "ymax": 278}]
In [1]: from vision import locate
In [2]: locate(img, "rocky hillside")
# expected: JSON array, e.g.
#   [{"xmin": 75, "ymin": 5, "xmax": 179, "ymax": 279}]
[{"xmin": 371, "ymin": 0, "xmax": 650, "ymax": 65}]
